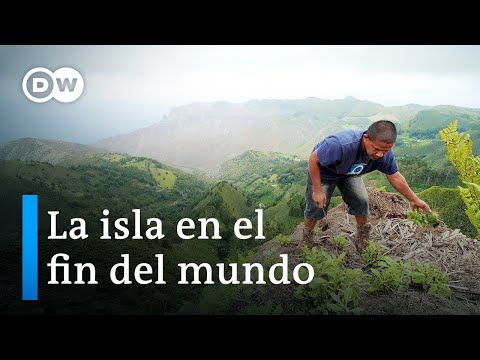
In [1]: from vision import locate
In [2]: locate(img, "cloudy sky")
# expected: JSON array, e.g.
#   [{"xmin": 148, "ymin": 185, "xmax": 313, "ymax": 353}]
[{"xmin": 1, "ymin": 45, "xmax": 479, "ymax": 143}]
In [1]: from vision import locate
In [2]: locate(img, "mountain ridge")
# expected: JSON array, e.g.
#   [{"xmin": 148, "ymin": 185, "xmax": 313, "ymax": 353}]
[
  {"xmin": 93, "ymin": 97, "xmax": 435, "ymax": 170},
  {"xmin": 0, "ymin": 137, "xmax": 110, "ymax": 165}
]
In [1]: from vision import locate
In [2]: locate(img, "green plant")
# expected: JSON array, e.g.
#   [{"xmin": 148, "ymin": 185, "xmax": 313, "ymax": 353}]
[
  {"xmin": 361, "ymin": 241, "xmax": 386, "ymax": 266},
  {"xmin": 264, "ymin": 255, "xmax": 279, "ymax": 268},
  {"xmin": 410, "ymin": 263, "xmax": 452, "ymax": 298},
  {"xmin": 368, "ymin": 257, "xmax": 411, "ymax": 293},
  {"xmin": 328, "ymin": 234, "xmax": 348, "ymax": 249},
  {"xmin": 418, "ymin": 186, "xmax": 477, "ymax": 238},
  {"xmin": 408, "ymin": 210, "xmax": 441, "ymax": 227},
  {"xmin": 366, "ymin": 256, "xmax": 451, "ymax": 299},
  {"xmin": 226, "ymin": 249, "xmax": 255, "ymax": 264},
  {"xmin": 439, "ymin": 120, "xmax": 480, "ymax": 237},
  {"xmin": 295, "ymin": 247, "xmax": 363, "ymax": 314},
  {"xmin": 275, "ymin": 234, "xmax": 290, "ymax": 246}
]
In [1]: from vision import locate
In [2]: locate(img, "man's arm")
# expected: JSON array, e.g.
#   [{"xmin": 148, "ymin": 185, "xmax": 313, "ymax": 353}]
[
  {"xmin": 386, "ymin": 171, "xmax": 431, "ymax": 212},
  {"xmin": 309, "ymin": 151, "xmax": 326, "ymax": 208}
]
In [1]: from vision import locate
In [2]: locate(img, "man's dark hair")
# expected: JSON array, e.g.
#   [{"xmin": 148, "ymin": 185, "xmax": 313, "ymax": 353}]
[{"xmin": 366, "ymin": 120, "xmax": 397, "ymax": 144}]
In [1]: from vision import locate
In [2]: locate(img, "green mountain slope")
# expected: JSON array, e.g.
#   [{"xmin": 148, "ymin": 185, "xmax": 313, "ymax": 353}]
[
  {"xmin": 213, "ymin": 150, "xmax": 308, "ymax": 207},
  {"xmin": 393, "ymin": 108, "xmax": 480, "ymax": 165},
  {"xmin": 0, "ymin": 156, "xmax": 217, "ymax": 314},
  {"xmin": 0, "ymin": 156, "xmax": 210, "ymax": 238},
  {"xmin": 369, "ymin": 105, "xmax": 429, "ymax": 124},
  {"xmin": 191, "ymin": 181, "xmax": 257, "ymax": 258},
  {"xmin": 261, "ymin": 184, "xmax": 306, "ymax": 239},
  {"xmin": 0, "ymin": 138, "xmax": 109, "ymax": 165},
  {"xmin": 193, "ymin": 180, "xmax": 251, "ymax": 219},
  {"xmin": 213, "ymin": 150, "xmax": 332, "ymax": 240},
  {"xmin": 363, "ymin": 156, "xmax": 462, "ymax": 193},
  {"xmin": 408, "ymin": 107, "xmax": 480, "ymax": 139}
]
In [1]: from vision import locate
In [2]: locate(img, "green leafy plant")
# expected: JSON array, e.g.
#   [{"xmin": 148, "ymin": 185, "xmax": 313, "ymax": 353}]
[
  {"xmin": 368, "ymin": 257, "xmax": 411, "ymax": 293},
  {"xmin": 439, "ymin": 120, "xmax": 480, "ymax": 237},
  {"xmin": 264, "ymin": 255, "xmax": 279, "ymax": 268},
  {"xmin": 295, "ymin": 247, "xmax": 363, "ymax": 314},
  {"xmin": 274, "ymin": 234, "xmax": 290, "ymax": 246},
  {"xmin": 417, "ymin": 186, "xmax": 477, "ymax": 238},
  {"xmin": 366, "ymin": 256, "xmax": 451, "ymax": 298},
  {"xmin": 409, "ymin": 263, "xmax": 452, "ymax": 298},
  {"xmin": 361, "ymin": 240, "xmax": 386, "ymax": 267},
  {"xmin": 408, "ymin": 210, "xmax": 441, "ymax": 227},
  {"xmin": 328, "ymin": 234, "xmax": 348, "ymax": 249},
  {"xmin": 226, "ymin": 250, "xmax": 255, "ymax": 264}
]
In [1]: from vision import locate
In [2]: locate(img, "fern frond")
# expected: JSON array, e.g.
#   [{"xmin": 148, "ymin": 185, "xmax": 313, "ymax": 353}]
[{"xmin": 440, "ymin": 121, "xmax": 480, "ymax": 238}]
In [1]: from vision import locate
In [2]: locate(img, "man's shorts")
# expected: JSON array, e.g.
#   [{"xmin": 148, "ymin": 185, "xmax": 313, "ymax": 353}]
[{"xmin": 304, "ymin": 172, "xmax": 369, "ymax": 220}]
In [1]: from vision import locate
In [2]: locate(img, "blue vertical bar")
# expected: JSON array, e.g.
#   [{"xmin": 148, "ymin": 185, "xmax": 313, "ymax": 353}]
[{"xmin": 22, "ymin": 195, "xmax": 38, "ymax": 300}]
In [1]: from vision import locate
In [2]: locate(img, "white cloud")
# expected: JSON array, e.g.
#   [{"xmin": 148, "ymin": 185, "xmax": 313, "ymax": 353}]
[
  {"xmin": 83, "ymin": 60, "xmax": 480, "ymax": 109},
  {"xmin": 4, "ymin": 44, "xmax": 480, "ymax": 109}
]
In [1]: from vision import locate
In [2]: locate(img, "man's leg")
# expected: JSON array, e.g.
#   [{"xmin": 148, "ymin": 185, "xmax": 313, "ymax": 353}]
[
  {"xmin": 337, "ymin": 176, "xmax": 371, "ymax": 253},
  {"xmin": 355, "ymin": 216, "xmax": 368, "ymax": 225},
  {"xmin": 354, "ymin": 216, "xmax": 371, "ymax": 253},
  {"xmin": 304, "ymin": 218, "xmax": 317, "ymax": 230},
  {"xmin": 303, "ymin": 175, "xmax": 336, "ymax": 246},
  {"xmin": 302, "ymin": 218, "xmax": 317, "ymax": 246}
]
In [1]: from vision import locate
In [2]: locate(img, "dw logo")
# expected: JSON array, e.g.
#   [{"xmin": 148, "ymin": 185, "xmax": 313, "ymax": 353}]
[{"xmin": 22, "ymin": 67, "xmax": 84, "ymax": 103}]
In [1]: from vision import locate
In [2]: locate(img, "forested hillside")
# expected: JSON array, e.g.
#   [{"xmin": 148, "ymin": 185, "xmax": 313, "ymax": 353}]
[
  {"xmin": 0, "ymin": 151, "xmax": 218, "ymax": 314},
  {"xmin": 394, "ymin": 107, "xmax": 480, "ymax": 165}
]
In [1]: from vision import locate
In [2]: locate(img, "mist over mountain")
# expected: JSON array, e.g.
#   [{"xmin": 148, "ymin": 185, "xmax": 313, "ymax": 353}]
[{"xmin": 94, "ymin": 97, "xmax": 430, "ymax": 170}]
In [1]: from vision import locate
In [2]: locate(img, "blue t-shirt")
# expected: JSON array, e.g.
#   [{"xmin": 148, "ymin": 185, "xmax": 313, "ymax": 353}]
[{"xmin": 311, "ymin": 129, "xmax": 398, "ymax": 182}]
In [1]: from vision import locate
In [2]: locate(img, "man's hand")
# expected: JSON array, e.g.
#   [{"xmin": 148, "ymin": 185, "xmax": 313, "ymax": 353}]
[
  {"xmin": 386, "ymin": 172, "xmax": 431, "ymax": 213},
  {"xmin": 410, "ymin": 198, "xmax": 431, "ymax": 213},
  {"xmin": 312, "ymin": 190, "xmax": 326, "ymax": 208}
]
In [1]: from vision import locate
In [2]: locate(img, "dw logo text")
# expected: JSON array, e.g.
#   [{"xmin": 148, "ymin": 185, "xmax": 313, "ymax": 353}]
[{"xmin": 22, "ymin": 67, "xmax": 84, "ymax": 103}]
